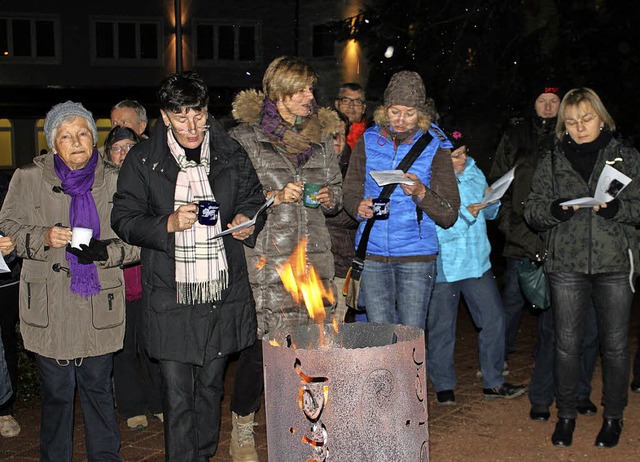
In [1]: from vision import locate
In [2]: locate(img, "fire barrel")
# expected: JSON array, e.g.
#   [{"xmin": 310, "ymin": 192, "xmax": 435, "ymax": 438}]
[{"xmin": 262, "ymin": 322, "xmax": 429, "ymax": 461}]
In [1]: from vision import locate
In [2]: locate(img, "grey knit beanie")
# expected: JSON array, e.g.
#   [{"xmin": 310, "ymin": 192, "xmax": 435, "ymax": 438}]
[
  {"xmin": 44, "ymin": 101, "xmax": 98, "ymax": 149},
  {"xmin": 383, "ymin": 71, "xmax": 427, "ymax": 112}
]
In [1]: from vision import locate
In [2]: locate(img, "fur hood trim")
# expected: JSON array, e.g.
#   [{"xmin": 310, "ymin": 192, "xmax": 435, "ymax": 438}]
[{"xmin": 232, "ymin": 89, "xmax": 342, "ymax": 138}]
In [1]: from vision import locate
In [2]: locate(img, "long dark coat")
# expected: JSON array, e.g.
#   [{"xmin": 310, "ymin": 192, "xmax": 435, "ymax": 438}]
[{"xmin": 111, "ymin": 119, "xmax": 265, "ymax": 365}]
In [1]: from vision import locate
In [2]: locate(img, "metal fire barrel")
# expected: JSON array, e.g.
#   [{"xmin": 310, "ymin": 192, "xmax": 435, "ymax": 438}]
[{"xmin": 262, "ymin": 322, "xmax": 428, "ymax": 461}]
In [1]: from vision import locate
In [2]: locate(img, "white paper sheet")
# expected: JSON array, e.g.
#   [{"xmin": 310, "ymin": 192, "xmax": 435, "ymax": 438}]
[
  {"xmin": 560, "ymin": 165, "xmax": 632, "ymax": 207},
  {"xmin": 480, "ymin": 167, "xmax": 516, "ymax": 204},
  {"xmin": 209, "ymin": 196, "xmax": 274, "ymax": 239},
  {"xmin": 370, "ymin": 170, "xmax": 415, "ymax": 186}
]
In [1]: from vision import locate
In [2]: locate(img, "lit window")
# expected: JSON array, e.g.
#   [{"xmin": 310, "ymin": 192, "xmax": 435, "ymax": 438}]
[{"xmin": 0, "ymin": 119, "xmax": 14, "ymax": 167}]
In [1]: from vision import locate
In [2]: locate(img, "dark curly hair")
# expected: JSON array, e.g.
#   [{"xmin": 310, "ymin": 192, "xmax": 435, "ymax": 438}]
[{"xmin": 158, "ymin": 71, "xmax": 209, "ymax": 113}]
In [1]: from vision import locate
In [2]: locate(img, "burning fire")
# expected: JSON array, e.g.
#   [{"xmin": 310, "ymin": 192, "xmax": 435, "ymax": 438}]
[{"xmin": 276, "ymin": 237, "xmax": 335, "ymax": 325}]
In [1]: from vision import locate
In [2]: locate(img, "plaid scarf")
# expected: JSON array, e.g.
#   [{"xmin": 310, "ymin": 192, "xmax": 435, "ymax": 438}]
[
  {"xmin": 167, "ymin": 129, "xmax": 228, "ymax": 305},
  {"xmin": 55, "ymin": 149, "xmax": 101, "ymax": 298},
  {"xmin": 259, "ymin": 98, "xmax": 317, "ymax": 167}
]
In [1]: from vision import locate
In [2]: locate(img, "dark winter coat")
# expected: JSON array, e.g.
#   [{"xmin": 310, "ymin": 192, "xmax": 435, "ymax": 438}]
[
  {"xmin": 111, "ymin": 119, "xmax": 266, "ymax": 365},
  {"xmin": 325, "ymin": 145, "xmax": 358, "ymax": 278},
  {"xmin": 524, "ymin": 135, "xmax": 640, "ymax": 275},
  {"xmin": 489, "ymin": 116, "xmax": 556, "ymax": 259}
]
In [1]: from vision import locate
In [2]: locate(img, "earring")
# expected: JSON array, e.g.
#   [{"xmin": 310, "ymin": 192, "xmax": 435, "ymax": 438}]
[
  {"xmin": 565, "ymin": 131, "xmax": 568, "ymax": 135},
  {"xmin": 600, "ymin": 124, "xmax": 604, "ymax": 131}
]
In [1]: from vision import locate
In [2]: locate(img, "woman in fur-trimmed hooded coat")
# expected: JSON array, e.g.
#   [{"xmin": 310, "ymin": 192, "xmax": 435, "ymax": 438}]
[{"xmin": 226, "ymin": 58, "xmax": 343, "ymax": 447}]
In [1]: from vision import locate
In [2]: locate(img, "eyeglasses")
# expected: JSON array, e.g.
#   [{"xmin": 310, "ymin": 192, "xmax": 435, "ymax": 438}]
[
  {"xmin": 169, "ymin": 124, "xmax": 211, "ymax": 134},
  {"xmin": 451, "ymin": 148, "xmax": 468, "ymax": 159},
  {"xmin": 109, "ymin": 144, "xmax": 136, "ymax": 154},
  {"xmin": 564, "ymin": 113, "xmax": 597, "ymax": 128},
  {"xmin": 337, "ymin": 97, "xmax": 365, "ymax": 108}
]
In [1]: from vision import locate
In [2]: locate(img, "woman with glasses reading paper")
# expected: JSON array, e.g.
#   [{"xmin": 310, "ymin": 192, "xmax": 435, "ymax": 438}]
[
  {"xmin": 525, "ymin": 88, "xmax": 640, "ymax": 449},
  {"xmin": 112, "ymin": 71, "xmax": 266, "ymax": 460}
]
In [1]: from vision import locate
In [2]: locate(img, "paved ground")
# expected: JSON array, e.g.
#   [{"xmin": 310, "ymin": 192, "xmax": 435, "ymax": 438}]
[{"xmin": 1, "ymin": 300, "xmax": 639, "ymax": 461}]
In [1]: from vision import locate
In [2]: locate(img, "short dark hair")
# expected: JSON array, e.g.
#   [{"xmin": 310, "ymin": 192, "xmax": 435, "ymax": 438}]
[
  {"xmin": 337, "ymin": 82, "xmax": 365, "ymax": 100},
  {"xmin": 158, "ymin": 71, "xmax": 209, "ymax": 113},
  {"xmin": 112, "ymin": 99, "xmax": 148, "ymax": 124}
]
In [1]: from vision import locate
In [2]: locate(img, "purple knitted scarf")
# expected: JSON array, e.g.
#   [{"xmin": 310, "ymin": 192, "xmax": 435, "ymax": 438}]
[
  {"xmin": 259, "ymin": 98, "xmax": 317, "ymax": 167},
  {"xmin": 54, "ymin": 148, "xmax": 101, "ymax": 298}
]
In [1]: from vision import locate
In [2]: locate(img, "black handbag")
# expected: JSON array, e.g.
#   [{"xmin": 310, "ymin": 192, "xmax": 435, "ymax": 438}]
[{"xmin": 343, "ymin": 132, "xmax": 433, "ymax": 311}]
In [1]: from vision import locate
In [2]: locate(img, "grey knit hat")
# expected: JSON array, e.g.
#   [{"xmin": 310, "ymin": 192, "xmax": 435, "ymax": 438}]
[
  {"xmin": 383, "ymin": 71, "xmax": 427, "ymax": 112},
  {"xmin": 44, "ymin": 101, "xmax": 98, "ymax": 149}
]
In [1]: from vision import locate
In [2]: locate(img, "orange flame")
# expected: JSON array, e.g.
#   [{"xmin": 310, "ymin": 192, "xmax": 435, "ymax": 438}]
[
  {"xmin": 255, "ymin": 256, "xmax": 267, "ymax": 270},
  {"xmin": 276, "ymin": 237, "xmax": 335, "ymax": 325}
]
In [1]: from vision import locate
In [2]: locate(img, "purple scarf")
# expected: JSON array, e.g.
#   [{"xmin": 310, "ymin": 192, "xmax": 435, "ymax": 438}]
[
  {"xmin": 259, "ymin": 98, "xmax": 318, "ymax": 167},
  {"xmin": 54, "ymin": 148, "xmax": 101, "ymax": 298}
]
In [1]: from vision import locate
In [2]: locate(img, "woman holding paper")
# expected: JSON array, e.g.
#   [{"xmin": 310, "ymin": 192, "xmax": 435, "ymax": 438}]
[
  {"xmin": 342, "ymin": 71, "xmax": 459, "ymax": 330},
  {"xmin": 226, "ymin": 56, "xmax": 343, "ymax": 460},
  {"xmin": 525, "ymin": 87, "xmax": 640, "ymax": 449}
]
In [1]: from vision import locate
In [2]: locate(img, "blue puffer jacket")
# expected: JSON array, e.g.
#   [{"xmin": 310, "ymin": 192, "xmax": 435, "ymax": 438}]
[
  {"xmin": 357, "ymin": 125, "xmax": 453, "ymax": 257},
  {"xmin": 436, "ymin": 157, "xmax": 499, "ymax": 282}
]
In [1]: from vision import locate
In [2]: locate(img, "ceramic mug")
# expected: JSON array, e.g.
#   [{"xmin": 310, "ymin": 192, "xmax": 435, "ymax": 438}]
[
  {"xmin": 372, "ymin": 198, "xmax": 390, "ymax": 220},
  {"xmin": 71, "ymin": 227, "xmax": 93, "ymax": 249},
  {"xmin": 198, "ymin": 200, "xmax": 220, "ymax": 226},
  {"xmin": 303, "ymin": 183, "xmax": 322, "ymax": 208}
]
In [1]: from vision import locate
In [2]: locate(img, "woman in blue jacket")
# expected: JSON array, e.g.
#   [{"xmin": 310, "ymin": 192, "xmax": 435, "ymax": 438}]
[
  {"xmin": 426, "ymin": 131, "xmax": 526, "ymax": 405},
  {"xmin": 342, "ymin": 71, "xmax": 460, "ymax": 330}
]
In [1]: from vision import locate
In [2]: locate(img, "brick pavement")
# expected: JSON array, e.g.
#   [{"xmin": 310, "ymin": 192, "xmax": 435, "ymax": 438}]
[{"xmin": 1, "ymin": 304, "xmax": 638, "ymax": 461}]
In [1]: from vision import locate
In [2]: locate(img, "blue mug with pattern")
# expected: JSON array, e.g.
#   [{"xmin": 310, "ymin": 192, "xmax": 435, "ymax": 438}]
[{"xmin": 198, "ymin": 200, "xmax": 219, "ymax": 226}]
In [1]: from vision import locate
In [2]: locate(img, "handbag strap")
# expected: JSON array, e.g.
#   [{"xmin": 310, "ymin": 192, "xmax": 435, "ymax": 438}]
[{"xmin": 354, "ymin": 130, "xmax": 434, "ymax": 262}]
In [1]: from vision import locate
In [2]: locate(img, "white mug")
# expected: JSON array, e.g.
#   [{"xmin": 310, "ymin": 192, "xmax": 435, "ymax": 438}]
[{"xmin": 71, "ymin": 227, "xmax": 93, "ymax": 249}]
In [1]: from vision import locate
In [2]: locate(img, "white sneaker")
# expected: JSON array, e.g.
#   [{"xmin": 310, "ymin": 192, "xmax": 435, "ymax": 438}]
[{"xmin": 0, "ymin": 415, "xmax": 21, "ymax": 437}]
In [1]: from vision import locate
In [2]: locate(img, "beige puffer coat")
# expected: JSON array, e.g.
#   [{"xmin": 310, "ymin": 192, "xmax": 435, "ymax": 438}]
[
  {"xmin": 0, "ymin": 152, "xmax": 139, "ymax": 360},
  {"xmin": 229, "ymin": 90, "xmax": 343, "ymax": 338}
]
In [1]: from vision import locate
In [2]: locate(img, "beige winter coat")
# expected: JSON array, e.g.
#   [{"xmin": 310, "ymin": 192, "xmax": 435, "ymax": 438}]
[
  {"xmin": 229, "ymin": 90, "xmax": 343, "ymax": 337},
  {"xmin": 0, "ymin": 152, "xmax": 139, "ymax": 360}
]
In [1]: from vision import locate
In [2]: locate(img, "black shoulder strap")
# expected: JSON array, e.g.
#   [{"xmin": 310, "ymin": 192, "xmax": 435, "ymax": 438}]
[{"xmin": 354, "ymin": 131, "xmax": 434, "ymax": 261}]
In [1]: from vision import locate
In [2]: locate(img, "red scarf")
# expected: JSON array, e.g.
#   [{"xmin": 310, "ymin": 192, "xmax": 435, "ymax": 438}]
[{"xmin": 346, "ymin": 118, "xmax": 367, "ymax": 150}]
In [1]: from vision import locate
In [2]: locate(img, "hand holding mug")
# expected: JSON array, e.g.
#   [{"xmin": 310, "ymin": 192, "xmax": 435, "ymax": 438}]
[
  {"xmin": 45, "ymin": 225, "xmax": 72, "ymax": 248},
  {"xmin": 167, "ymin": 203, "xmax": 198, "ymax": 232},
  {"xmin": 315, "ymin": 186, "xmax": 334, "ymax": 208},
  {"xmin": 357, "ymin": 197, "xmax": 374, "ymax": 220},
  {"xmin": 275, "ymin": 181, "xmax": 303, "ymax": 205}
]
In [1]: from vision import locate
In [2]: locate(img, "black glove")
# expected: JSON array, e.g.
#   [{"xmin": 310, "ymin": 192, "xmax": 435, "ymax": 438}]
[
  {"xmin": 595, "ymin": 198, "xmax": 619, "ymax": 219},
  {"xmin": 550, "ymin": 198, "xmax": 575, "ymax": 222},
  {"xmin": 67, "ymin": 238, "xmax": 109, "ymax": 265}
]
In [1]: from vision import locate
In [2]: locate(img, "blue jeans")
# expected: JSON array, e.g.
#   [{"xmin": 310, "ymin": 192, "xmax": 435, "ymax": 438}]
[
  {"xmin": 35, "ymin": 353, "xmax": 121, "ymax": 462},
  {"xmin": 549, "ymin": 271, "xmax": 632, "ymax": 419},
  {"xmin": 361, "ymin": 260, "xmax": 436, "ymax": 330},
  {"xmin": 160, "ymin": 355, "xmax": 227, "ymax": 461},
  {"xmin": 502, "ymin": 257, "xmax": 526, "ymax": 360},
  {"xmin": 427, "ymin": 270, "xmax": 505, "ymax": 391},
  {"xmin": 528, "ymin": 301, "xmax": 598, "ymax": 410}
]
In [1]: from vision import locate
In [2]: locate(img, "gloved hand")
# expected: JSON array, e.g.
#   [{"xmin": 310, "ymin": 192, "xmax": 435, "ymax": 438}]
[
  {"xmin": 67, "ymin": 238, "xmax": 109, "ymax": 265},
  {"xmin": 595, "ymin": 198, "xmax": 619, "ymax": 219},
  {"xmin": 550, "ymin": 198, "xmax": 575, "ymax": 222}
]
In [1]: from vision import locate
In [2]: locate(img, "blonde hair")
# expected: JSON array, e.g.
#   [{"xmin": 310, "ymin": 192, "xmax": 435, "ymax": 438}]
[
  {"xmin": 373, "ymin": 106, "xmax": 432, "ymax": 132},
  {"xmin": 262, "ymin": 56, "xmax": 318, "ymax": 101},
  {"xmin": 556, "ymin": 87, "xmax": 616, "ymax": 139}
]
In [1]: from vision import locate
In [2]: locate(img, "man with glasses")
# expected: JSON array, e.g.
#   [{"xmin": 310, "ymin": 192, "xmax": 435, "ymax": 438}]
[
  {"xmin": 335, "ymin": 82, "xmax": 368, "ymax": 149},
  {"xmin": 112, "ymin": 71, "xmax": 266, "ymax": 461}
]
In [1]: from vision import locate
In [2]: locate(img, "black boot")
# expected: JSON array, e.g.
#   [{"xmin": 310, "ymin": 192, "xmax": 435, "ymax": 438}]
[
  {"xmin": 595, "ymin": 418, "xmax": 623, "ymax": 448},
  {"xmin": 551, "ymin": 418, "xmax": 575, "ymax": 447}
]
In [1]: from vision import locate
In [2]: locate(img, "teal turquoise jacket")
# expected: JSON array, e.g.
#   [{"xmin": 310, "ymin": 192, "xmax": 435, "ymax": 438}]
[{"xmin": 436, "ymin": 157, "xmax": 499, "ymax": 283}]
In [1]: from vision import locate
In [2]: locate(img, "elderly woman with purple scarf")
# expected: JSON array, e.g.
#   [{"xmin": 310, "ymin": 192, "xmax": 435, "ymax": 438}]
[{"xmin": 0, "ymin": 101, "xmax": 139, "ymax": 461}]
